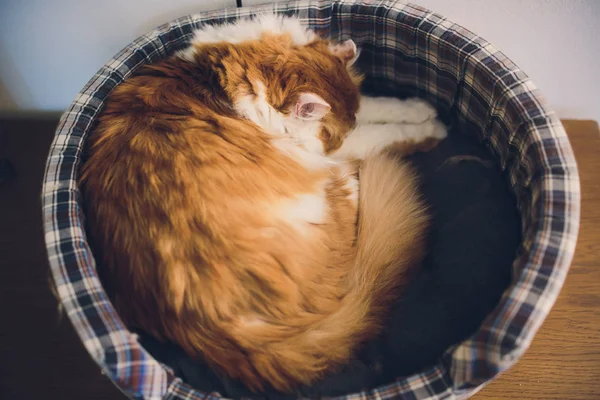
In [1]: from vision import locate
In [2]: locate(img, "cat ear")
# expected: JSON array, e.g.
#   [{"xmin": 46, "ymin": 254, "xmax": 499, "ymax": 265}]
[
  {"xmin": 294, "ymin": 93, "xmax": 330, "ymax": 121},
  {"xmin": 329, "ymin": 39, "xmax": 359, "ymax": 66}
]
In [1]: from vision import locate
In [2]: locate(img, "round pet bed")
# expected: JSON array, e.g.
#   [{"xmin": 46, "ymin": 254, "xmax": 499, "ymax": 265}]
[{"xmin": 42, "ymin": 1, "xmax": 580, "ymax": 399}]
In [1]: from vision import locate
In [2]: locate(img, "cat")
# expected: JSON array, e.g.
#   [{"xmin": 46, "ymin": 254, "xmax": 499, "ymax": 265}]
[{"xmin": 80, "ymin": 15, "xmax": 447, "ymax": 392}]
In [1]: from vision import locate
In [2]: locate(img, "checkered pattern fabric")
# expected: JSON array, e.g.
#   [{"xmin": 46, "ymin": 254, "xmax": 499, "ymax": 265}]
[{"xmin": 42, "ymin": 1, "xmax": 580, "ymax": 399}]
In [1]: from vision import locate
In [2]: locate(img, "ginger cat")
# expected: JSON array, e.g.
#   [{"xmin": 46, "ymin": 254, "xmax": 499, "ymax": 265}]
[{"xmin": 80, "ymin": 15, "xmax": 446, "ymax": 392}]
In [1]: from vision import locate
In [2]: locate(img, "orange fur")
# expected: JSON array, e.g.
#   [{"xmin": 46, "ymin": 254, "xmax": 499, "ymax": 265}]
[{"xmin": 81, "ymin": 31, "xmax": 429, "ymax": 391}]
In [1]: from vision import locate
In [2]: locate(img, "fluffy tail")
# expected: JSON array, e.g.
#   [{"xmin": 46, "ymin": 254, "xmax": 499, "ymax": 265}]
[
  {"xmin": 295, "ymin": 153, "xmax": 430, "ymax": 377},
  {"xmin": 206, "ymin": 153, "xmax": 430, "ymax": 391},
  {"xmin": 349, "ymin": 152, "xmax": 430, "ymax": 324},
  {"xmin": 338, "ymin": 152, "xmax": 429, "ymax": 334}
]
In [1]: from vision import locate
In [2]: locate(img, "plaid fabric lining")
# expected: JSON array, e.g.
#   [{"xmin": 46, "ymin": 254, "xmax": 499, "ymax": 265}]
[{"xmin": 42, "ymin": 1, "xmax": 580, "ymax": 399}]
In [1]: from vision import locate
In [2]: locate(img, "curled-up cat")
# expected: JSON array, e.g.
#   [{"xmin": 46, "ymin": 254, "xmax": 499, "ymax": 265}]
[{"xmin": 80, "ymin": 15, "xmax": 447, "ymax": 392}]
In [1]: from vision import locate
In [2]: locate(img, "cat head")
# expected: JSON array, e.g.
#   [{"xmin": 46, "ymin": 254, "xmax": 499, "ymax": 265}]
[
  {"xmin": 279, "ymin": 38, "xmax": 363, "ymax": 154},
  {"xmin": 235, "ymin": 36, "xmax": 363, "ymax": 154},
  {"xmin": 183, "ymin": 16, "xmax": 363, "ymax": 154}
]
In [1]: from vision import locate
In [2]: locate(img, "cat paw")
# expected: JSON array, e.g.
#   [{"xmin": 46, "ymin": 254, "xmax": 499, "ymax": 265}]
[
  {"xmin": 384, "ymin": 119, "xmax": 447, "ymax": 156},
  {"xmin": 429, "ymin": 118, "xmax": 448, "ymax": 140},
  {"xmin": 358, "ymin": 96, "xmax": 438, "ymax": 124},
  {"xmin": 399, "ymin": 98, "xmax": 438, "ymax": 124},
  {"xmin": 417, "ymin": 119, "xmax": 448, "ymax": 152}
]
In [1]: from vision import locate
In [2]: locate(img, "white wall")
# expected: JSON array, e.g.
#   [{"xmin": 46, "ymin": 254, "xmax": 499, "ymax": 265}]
[
  {"xmin": 407, "ymin": 0, "xmax": 600, "ymax": 122},
  {"xmin": 1, "ymin": 0, "xmax": 598, "ymax": 122},
  {"xmin": 0, "ymin": 0, "xmax": 235, "ymax": 113}
]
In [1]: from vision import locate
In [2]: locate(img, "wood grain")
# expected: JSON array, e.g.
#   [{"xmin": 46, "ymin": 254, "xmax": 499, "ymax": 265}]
[
  {"xmin": 476, "ymin": 120, "xmax": 600, "ymax": 399},
  {"xmin": 0, "ymin": 118, "xmax": 124, "ymax": 400}
]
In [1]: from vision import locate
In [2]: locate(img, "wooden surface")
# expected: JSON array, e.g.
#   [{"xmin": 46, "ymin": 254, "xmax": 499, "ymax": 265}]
[
  {"xmin": 476, "ymin": 120, "xmax": 600, "ymax": 399},
  {"xmin": 0, "ymin": 118, "xmax": 598, "ymax": 399},
  {"xmin": 0, "ymin": 118, "xmax": 124, "ymax": 399}
]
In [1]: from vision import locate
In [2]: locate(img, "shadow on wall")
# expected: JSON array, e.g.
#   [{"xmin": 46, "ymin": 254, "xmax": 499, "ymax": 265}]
[
  {"xmin": 0, "ymin": 40, "xmax": 49, "ymax": 116},
  {"xmin": 0, "ymin": 78, "xmax": 17, "ymax": 111},
  {"xmin": 0, "ymin": 42, "xmax": 35, "ymax": 113},
  {"xmin": 0, "ymin": 75, "xmax": 62, "ymax": 118}
]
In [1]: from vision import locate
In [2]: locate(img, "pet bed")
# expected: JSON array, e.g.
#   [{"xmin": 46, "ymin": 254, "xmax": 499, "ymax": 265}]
[{"xmin": 42, "ymin": 1, "xmax": 580, "ymax": 399}]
